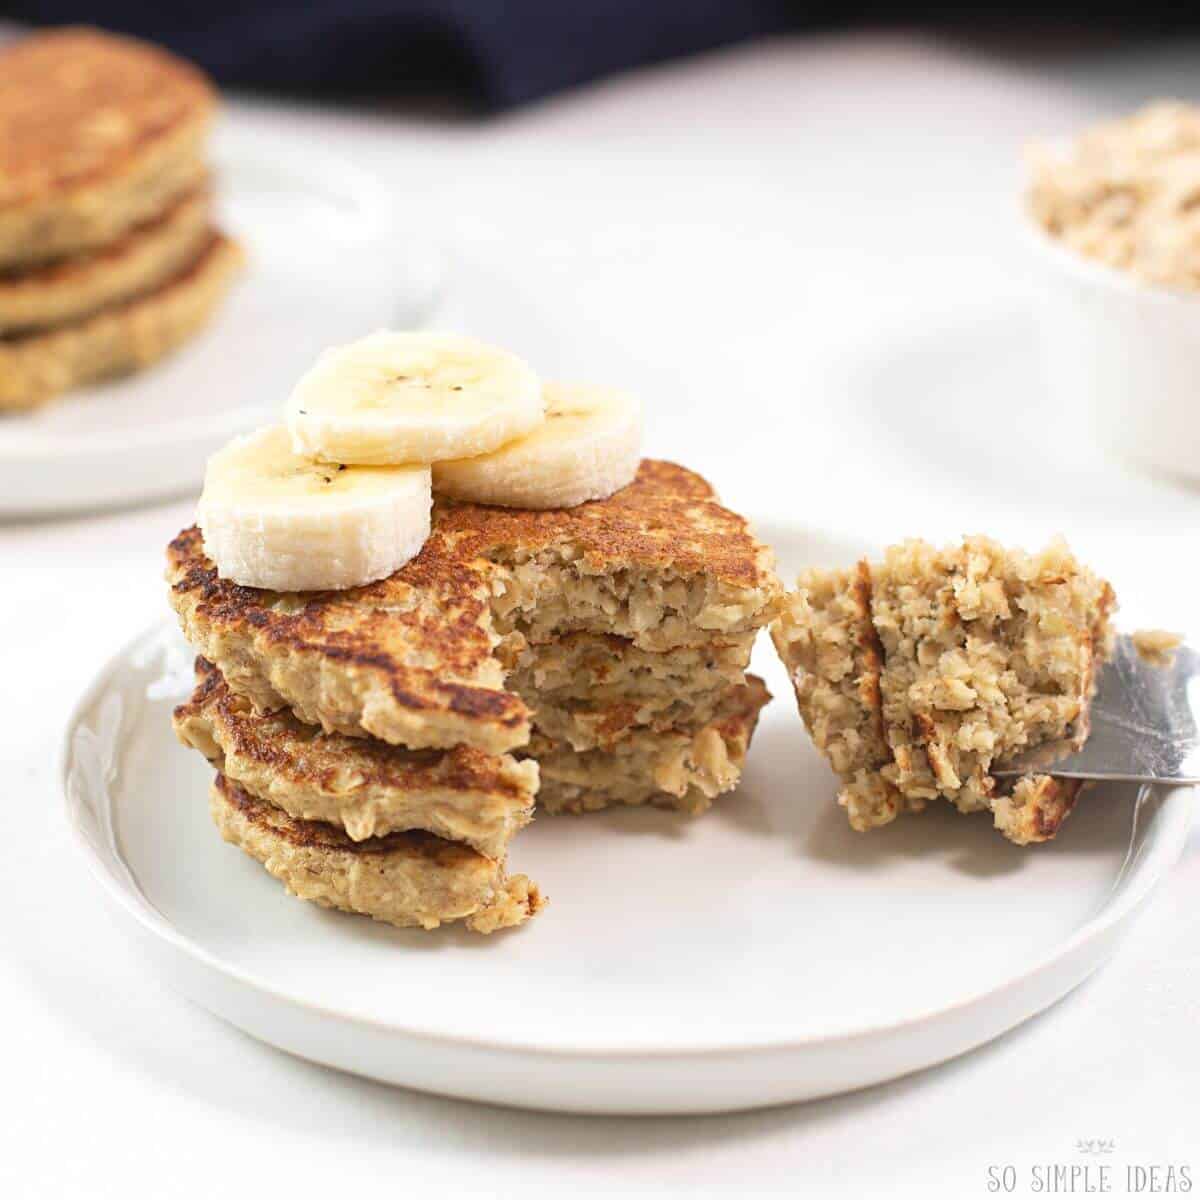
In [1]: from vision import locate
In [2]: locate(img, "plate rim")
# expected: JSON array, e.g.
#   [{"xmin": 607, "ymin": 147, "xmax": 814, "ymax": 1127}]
[{"xmin": 60, "ymin": 612, "xmax": 1195, "ymax": 1060}]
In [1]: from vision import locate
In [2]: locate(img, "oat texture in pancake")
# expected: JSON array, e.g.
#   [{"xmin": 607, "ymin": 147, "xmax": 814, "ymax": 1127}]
[
  {"xmin": 772, "ymin": 537, "xmax": 1114, "ymax": 844},
  {"xmin": 531, "ymin": 676, "xmax": 770, "ymax": 815}
]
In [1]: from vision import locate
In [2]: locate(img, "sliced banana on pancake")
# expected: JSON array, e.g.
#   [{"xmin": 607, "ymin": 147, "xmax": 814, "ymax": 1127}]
[
  {"xmin": 286, "ymin": 330, "xmax": 545, "ymax": 466},
  {"xmin": 197, "ymin": 425, "xmax": 430, "ymax": 592},
  {"xmin": 432, "ymin": 382, "xmax": 642, "ymax": 509}
]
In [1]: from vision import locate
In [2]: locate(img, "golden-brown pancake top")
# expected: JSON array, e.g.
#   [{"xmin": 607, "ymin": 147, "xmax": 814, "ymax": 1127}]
[
  {"xmin": 0, "ymin": 27, "xmax": 214, "ymax": 210},
  {"xmin": 429, "ymin": 458, "xmax": 774, "ymax": 588}
]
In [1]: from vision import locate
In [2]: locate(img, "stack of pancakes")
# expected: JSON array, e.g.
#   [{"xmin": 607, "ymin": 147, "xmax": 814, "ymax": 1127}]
[
  {"xmin": 168, "ymin": 461, "xmax": 780, "ymax": 934},
  {"xmin": 0, "ymin": 28, "xmax": 243, "ymax": 411}
]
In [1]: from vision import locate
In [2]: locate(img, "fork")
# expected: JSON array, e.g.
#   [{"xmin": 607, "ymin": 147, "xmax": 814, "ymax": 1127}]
[{"xmin": 993, "ymin": 635, "xmax": 1200, "ymax": 786}]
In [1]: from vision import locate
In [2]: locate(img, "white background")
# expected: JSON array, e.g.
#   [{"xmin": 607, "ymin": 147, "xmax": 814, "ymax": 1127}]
[{"xmin": 2, "ymin": 31, "xmax": 1198, "ymax": 1199}]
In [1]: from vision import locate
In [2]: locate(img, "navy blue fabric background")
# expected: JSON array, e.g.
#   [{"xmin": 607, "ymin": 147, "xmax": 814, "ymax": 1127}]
[
  {"xmin": 2, "ymin": 4, "xmax": 1190, "ymax": 110},
  {"xmin": 2, "ymin": 2, "xmax": 805, "ymax": 109}
]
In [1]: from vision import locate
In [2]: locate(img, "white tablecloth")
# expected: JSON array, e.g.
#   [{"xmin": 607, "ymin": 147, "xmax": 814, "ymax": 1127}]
[{"xmin": 1, "ymin": 32, "xmax": 1196, "ymax": 1199}]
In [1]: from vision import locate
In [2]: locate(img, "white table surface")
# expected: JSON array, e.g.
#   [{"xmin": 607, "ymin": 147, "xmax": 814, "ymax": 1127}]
[{"xmin": 1, "ymin": 32, "xmax": 1197, "ymax": 1199}]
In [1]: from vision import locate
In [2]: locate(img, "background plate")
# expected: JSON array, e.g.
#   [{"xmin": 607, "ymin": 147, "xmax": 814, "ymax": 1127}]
[
  {"xmin": 0, "ymin": 123, "xmax": 442, "ymax": 517},
  {"xmin": 62, "ymin": 524, "xmax": 1192, "ymax": 1113}
]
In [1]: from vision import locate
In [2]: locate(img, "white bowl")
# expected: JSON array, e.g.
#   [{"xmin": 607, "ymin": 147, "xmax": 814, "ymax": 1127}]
[{"xmin": 1023, "ymin": 213, "xmax": 1200, "ymax": 484}]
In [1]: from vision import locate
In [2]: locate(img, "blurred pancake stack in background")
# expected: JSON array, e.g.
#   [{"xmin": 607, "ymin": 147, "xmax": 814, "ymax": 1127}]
[{"xmin": 0, "ymin": 27, "xmax": 244, "ymax": 411}]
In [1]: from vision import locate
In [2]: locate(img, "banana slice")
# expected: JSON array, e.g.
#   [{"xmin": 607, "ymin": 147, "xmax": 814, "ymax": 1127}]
[
  {"xmin": 286, "ymin": 331, "xmax": 545, "ymax": 466},
  {"xmin": 432, "ymin": 382, "xmax": 642, "ymax": 510},
  {"xmin": 197, "ymin": 426, "xmax": 431, "ymax": 592}
]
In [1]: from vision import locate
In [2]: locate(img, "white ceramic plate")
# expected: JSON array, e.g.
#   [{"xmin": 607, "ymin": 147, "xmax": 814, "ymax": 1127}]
[
  {"xmin": 62, "ymin": 524, "xmax": 1192, "ymax": 1114},
  {"xmin": 0, "ymin": 124, "xmax": 441, "ymax": 517}
]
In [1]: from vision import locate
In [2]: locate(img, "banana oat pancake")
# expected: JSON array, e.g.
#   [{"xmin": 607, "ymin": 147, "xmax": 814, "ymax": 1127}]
[
  {"xmin": 531, "ymin": 675, "xmax": 771, "ymax": 815},
  {"xmin": 771, "ymin": 537, "xmax": 1113, "ymax": 844},
  {"xmin": 0, "ymin": 28, "xmax": 213, "ymax": 269},
  {"xmin": 175, "ymin": 657, "xmax": 537, "ymax": 857},
  {"xmin": 166, "ymin": 460, "xmax": 780, "ymax": 756},
  {"xmin": 0, "ymin": 185, "xmax": 212, "ymax": 333},
  {"xmin": 508, "ymin": 634, "xmax": 760, "ymax": 751},
  {"xmin": 0, "ymin": 230, "xmax": 243, "ymax": 411},
  {"xmin": 210, "ymin": 774, "xmax": 542, "ymax": 933}
]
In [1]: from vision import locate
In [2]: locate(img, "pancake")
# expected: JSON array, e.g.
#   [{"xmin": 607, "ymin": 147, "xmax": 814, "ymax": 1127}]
[
  {"xmin": 166, "ymin": 461, "xmax": 780, "ymax": 756},
  {"xmin": 771, "ymin": 538, "xmax": 1114, "ymax": 843},
  {"xmin": 869, "ymin": 538, "xmax": 1113, "ymax": 810},
  {"xmin": 0, "ymin": 28, "xmax": 213, "ymax": 269},
  {"xmin": 0, "ymin": 230, "xmax": 243, "ymax": 411},
  {"xmin": 463, "ymin": 460, "xmax": 778, "ymax": 651},
  {"xmin": 530, "ymin": 676, "xmax": 770, "ymax": 815},
  {"xmin": 0, "ymin": 185, "xmax": 212, "ymax": 333},
  {"xmin": 503, "ymin": 631, "xmax": 756, "ymax": 751},
  {"xmin": 210, "ymin": 773, "xmax": 542, "ymax": 934},
  {"xmin": 175, "ymin": 657, "xmax": 537, "ymax": 858},
  {"xmin": 769, "ymin": 563, "xmax": 912, "ymax": 832},
  {"xmin": 990, "ymin": 775, "xmax": 1086, "ymax": 847}
]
